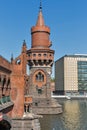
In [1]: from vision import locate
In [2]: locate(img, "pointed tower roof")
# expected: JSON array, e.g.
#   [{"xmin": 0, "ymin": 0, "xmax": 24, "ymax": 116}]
[
  {"xmin": 22, "ymin": 40, "xmax": 27, "ymax": 53},
  {"xmin": 36, "ymin": 1, "xmax": 45, "ymax": 26},
  {"xmin": 36, "ymin": 11, "xmax": 45, "ymax": 26}
]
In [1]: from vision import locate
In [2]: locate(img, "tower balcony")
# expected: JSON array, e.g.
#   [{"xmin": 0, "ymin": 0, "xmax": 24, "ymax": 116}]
[
  {"xmin": 27, "ymin": 51, "xmax": 54, "ymax": 61},
  {"xmin": 28, "ymin": 59, "xmax": 53, "ymax": 67}
]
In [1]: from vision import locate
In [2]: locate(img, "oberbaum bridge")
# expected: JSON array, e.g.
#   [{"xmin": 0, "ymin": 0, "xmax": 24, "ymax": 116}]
[{"xmin": 0, "ymin": 2, "xmax": 62, "ymax": 130}]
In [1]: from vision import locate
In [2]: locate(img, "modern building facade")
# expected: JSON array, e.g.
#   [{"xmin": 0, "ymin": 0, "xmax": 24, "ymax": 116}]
[{"xmin": 55, "ymin": 55, "xmax": 87, "ymax": 95}]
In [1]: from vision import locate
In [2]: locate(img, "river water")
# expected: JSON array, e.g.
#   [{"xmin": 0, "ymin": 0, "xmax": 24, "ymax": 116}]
[{"xmin": 39, "ymin": 99, "xmax": 87, "ymax": 130}]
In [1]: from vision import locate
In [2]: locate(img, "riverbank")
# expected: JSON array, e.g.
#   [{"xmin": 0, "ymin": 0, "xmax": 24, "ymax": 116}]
[{"xmin": 51, "ymin": 94, "xmax": 87, "ymax": 99}]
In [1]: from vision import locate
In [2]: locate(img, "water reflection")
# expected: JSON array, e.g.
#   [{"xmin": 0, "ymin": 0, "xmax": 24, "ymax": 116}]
[
  {"xmin": 40, "ymin": 99, "xmax": 87, "ymax": 130},
  {"xmin": 62, "ymin": 100, "xmax": 80, "ymax": 130}
]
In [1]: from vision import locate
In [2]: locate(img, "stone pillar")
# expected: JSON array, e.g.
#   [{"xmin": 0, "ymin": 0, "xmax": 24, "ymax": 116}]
[{"xmin": 25, "ymin": 104, "xmax": 28, "ymax": 113}]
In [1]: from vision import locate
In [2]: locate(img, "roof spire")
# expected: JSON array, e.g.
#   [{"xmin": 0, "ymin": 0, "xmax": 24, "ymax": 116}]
[
  {"xmin": 36, "ymin": 0, "xmax": 44, "ymax": 26},
  {"xmin": 39, "ymin": 0, "xmax": 42, "ymax": 11},
  {"xmin": 11, "ymin": 53, "xmax": 13, "ymax": 63}
]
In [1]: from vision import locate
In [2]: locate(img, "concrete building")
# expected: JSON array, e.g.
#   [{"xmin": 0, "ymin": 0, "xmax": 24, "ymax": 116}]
[{"xmin": 55, "ymin": 54, "xmax": 87, "ymax": 95}]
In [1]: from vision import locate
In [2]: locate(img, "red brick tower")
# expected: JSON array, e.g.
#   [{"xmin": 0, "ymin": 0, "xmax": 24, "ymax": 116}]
[
  {"xmin": 27, "ymin": 3, "xmax": 54, "ymax": 100},
  {"xmin": 10, "ymin": 2, "xmax": 62, "ymax": 116},
  {"xmin": 25, "ymin": 2, "xmax": 62, "ymax": 115}
]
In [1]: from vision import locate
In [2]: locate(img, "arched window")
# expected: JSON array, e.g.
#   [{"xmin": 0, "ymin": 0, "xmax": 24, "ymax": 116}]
[
  {"xmin": 16, "ymin": 59, "xmax": 21, "ymax": 65},
  {"xmin": 2, "ymin": 77, "xmax": 6, "ymax": 87},
  {"xmin": 36, "ymin": 72, "xmax": 44, "ymax": 82},
  {"xmin": 7, "ymin": 78, "xmax": 10, "ymax": 88}
]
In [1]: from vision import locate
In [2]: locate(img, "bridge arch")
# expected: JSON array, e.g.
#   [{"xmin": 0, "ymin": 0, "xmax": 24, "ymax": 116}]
[{"xmin": 0, "ymin": 114, "xmax": 11, "ymax": 130}]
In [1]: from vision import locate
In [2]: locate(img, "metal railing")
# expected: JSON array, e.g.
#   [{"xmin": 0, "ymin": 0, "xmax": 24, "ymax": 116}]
[{"xmin": 0, "ymin": 96, "xmax": 11, "ymax": 104}]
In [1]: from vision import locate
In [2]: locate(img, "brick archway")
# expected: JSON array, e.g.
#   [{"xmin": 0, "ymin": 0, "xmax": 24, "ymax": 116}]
[
  {"xmin": 0, "ymin": 114, "xmax": 11, "ymax": 130},
  {"xmin": 0, "ymin": 120, "xmax": 11, "ymax": 130}
]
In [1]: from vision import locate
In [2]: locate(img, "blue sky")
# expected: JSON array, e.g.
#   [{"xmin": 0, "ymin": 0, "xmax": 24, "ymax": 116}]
[{"xmin": 0, "ymin": 0, "xmax": 87, "ymax": 62}]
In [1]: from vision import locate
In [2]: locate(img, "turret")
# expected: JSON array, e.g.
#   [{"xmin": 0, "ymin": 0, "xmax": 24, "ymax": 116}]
[
  {"xmin": 22, "ymin": 40, "xmax": 27, "ymax": 53},
  {"xmin": 31, "ymin": 3, "xmax": 51, "ymax": 48},
  {"xmin": 27, "ymin": 2, "xmax": 54, "ymax": 68}
]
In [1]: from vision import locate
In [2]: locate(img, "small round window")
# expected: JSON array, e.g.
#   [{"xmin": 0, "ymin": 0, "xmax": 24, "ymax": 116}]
[
  {"xmin": 44, "ymin": 54, "xmax": 47, "ymax": 57},
  {"xmin": 38, "ymin": 54, "xmax": 41, "ymax": 57},
  {"xmin": 16, "ymin": 59, "xmax": 21, "ymax": 65},
  {"xmin": 33, "ymin": 54, "xmax": 36, "ymax": 57}
]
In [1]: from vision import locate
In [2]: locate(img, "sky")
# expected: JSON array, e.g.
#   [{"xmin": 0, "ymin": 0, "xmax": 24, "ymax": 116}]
[{"xmin": 0, "ymin": 0, "xmax": 87, "ymax": 76}]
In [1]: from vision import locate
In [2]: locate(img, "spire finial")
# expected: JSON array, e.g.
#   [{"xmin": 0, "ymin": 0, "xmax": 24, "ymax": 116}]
[
  {"xmin": 11, "ymin": 53, "xmax": 13, "ymax": 63},
  {"xmin": 39, "ymin": 0, "xmax": 42, "ymax": 11},
  {"xmin": 23, "ymin": 39, "xmax": 26, "ymax": 46}
]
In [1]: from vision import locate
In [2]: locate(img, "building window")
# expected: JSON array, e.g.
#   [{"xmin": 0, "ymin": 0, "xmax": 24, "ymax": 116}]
[
  {"xmin": 43, "ymin": 54, "xmax": 47, "ymax": 57},
  {"xmin": 35, "ymin": 72, "xmax": 44, "ymax": 82},
  {"xmin": 33, "ymin": 54, "xmax": 36, "ymax": 57},
  {"xmin": 2, "ymin": 77, "xmax": 6, "ymax": 87},
  {"xmin": 28, "ymin": 54, "xmax": 30, "ymax": 57},
  {"xmin": 16, "ymin": 59, "xmax": 21, "ymax": 65},
  {"xmin": 24, "ymin": 105, "xmax": 30, "ymax": 113},
  {"xmin": 38, "ymin": 54, "xmax": 41, "ymax": 57},
  {"xmin": 7, "ymin": 78, "xmax": 10, "ymax": 87},
  {"xmin": 38, "ymin": 89, "xmax": 42, "ymax": 94},
  {"xmin": 78, "ymin": 61, "xmax": 87, "ymax": 91},
  {"xmin": 35, "ymin": 102, "xmax": 38, "ymax": 106}
]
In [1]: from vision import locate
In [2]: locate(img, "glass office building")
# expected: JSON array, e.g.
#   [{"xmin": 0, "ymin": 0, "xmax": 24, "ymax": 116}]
[{"xmin": 78, "ymin": 61, "xmax": 87, "ymax": 92}]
